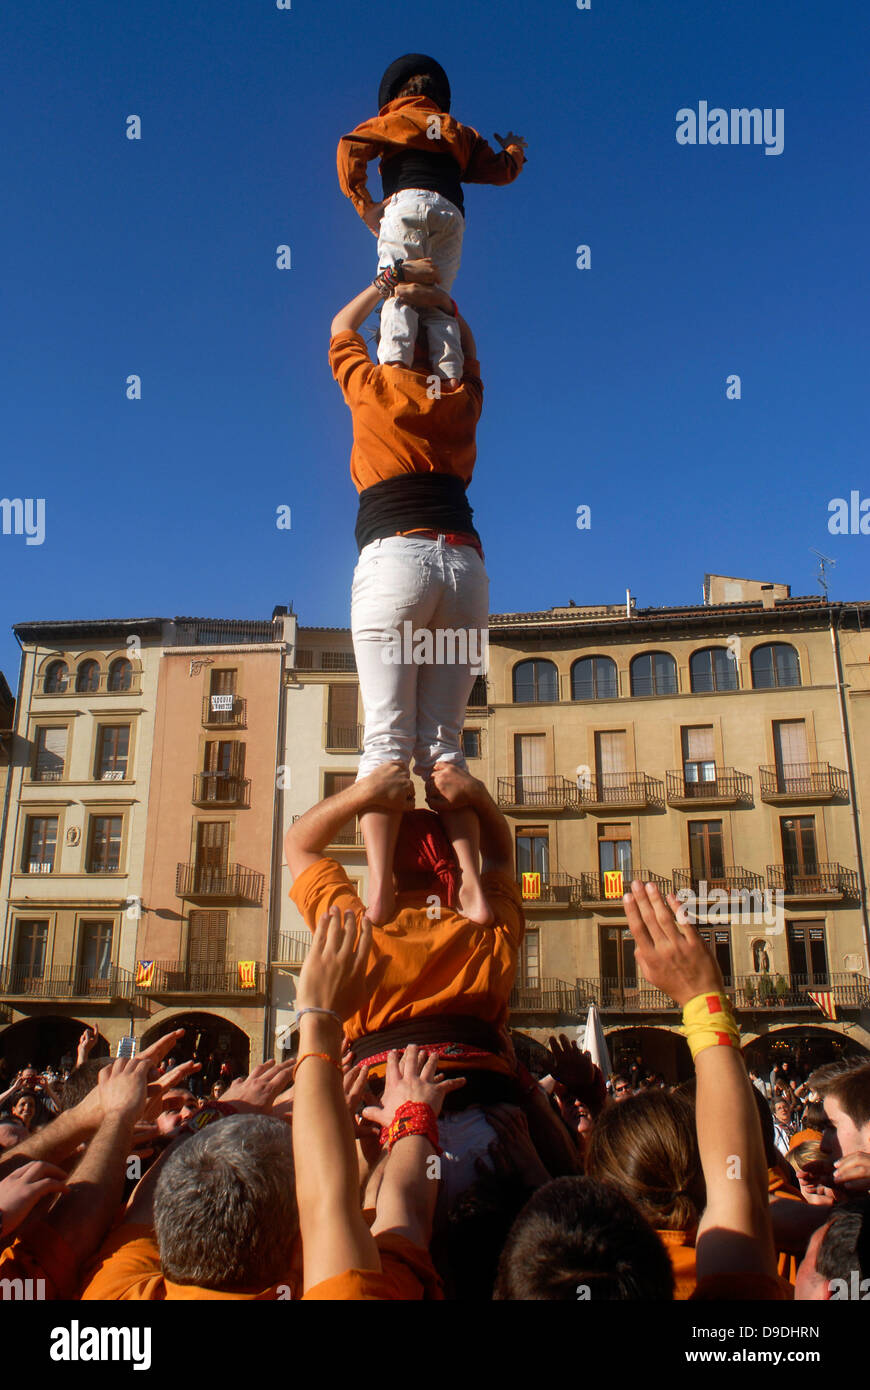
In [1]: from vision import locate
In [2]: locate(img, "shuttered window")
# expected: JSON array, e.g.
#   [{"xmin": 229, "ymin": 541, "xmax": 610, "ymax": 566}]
[{"xmin": 34, "ymin": 726, "xmax": 67, "ymax": 781}]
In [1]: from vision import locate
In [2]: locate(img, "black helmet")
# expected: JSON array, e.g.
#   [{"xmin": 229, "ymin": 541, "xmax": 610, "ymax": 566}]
[{"xmin": 378, "ymin": 53, "xmax": 451, "ymax": 112}]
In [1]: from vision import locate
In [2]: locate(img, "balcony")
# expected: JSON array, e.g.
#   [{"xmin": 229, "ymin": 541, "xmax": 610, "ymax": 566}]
[
  {"xmin": 324, "ymin": 723, "xmax": 364, "ymax": 753},
  {"xmin": 274, "ymin": 931, "xmax": 312, "ymax": 967},
  {"xmin": 135, "ymin": 960, "xmax": 264, "ymax": 996},
  {"xmin": 0, "ymin": 964, "xmax": 134, "ymax": 1000},
  {"xmin": 467, "ymin": 675, "xmax": 489, "ymax": 710},
  {"xmin": 579, "ymin": 773, "xmax": 665, "ymax": 812},
  {"xmin": 597, "ymin": 977, "xmax": 680, "ymax": 1012},
  {"xmin": 732, "ymin": 973, "xmax": 870, "ymax": 1011},
  {"xmin": 497, "ymin": 776, "xmax": 580, "ymax": 812},
  {"xmin": 666, "ymin": 768, "xmax": 753, "ymax": 808},
  {"xmin": 294, "ymin": 650, "xmax": 356, "ymax": 673},
  {"xmin": 673, "ymin": 866, "xmax": 765, "ymax": 898},
  {"xmin": 766, "ymin": 863, "xmax": 859, "ymax": 901},
  {"xmin": 192, "ymin": 772, "xmax": 251, "ymax": 807},
  {"xmin": 176, "ymin": 863, "xmax": 265, "ymax": 903},
  {"xmin": 580, "ymin": 868, "xmax": 672, "ymax": 907},
  {"xmin": 509, "ymin": 977, "xmax": 587, "ymax": 1015},
  {"xmin": 517, "ymin": 870, "xmax": 583, "ymax": 908},
  {"xmin": 202, "ymin": 696, "xmax": 247, "ymax": 729},
  {"xmin": 759, "ymin": 763, "xmax": 849, "ymax": 803}
]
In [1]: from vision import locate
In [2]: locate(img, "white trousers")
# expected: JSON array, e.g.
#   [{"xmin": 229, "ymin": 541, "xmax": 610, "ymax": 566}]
[
  {"xmin": 351, "ymin": 535, "xmax": 489, "ymax": 779},
  {"xmin": 377, "ymin": 189, "xmax": 465, "ymax": 380}
]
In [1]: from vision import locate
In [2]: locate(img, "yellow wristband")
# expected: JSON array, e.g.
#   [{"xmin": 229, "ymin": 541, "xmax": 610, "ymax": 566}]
[{"xmin": 681, "ymin": 991, "xmax": 741, "ymax": 1060}]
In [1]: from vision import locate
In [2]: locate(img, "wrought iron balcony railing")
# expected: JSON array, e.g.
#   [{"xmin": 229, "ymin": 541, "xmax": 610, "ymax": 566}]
[
  {"xmin": 666, "ymin": 768, "xmax": 753, "ymax": 805},
  {"xmin": 497, "ymin": 776, "xmax": 581, "ymax": 810},
  {"xmin": 579, "ymin": 773, "xmax": 665, "ymax": 810},
  {"xmin": 766, "ymin": 863, "xmax": 859, "ymax": 899},
  {"xmin": 192, "ymin": 772, "xmax": 251, "ymax": 806},
  {"xmin": 201, "ymin": 696, "xmax": 247, "ymax": 728},
  {"xmin": 175, "ymin": 863, "xmax": 265, "ymax": 902},
  {"xmin": 759, "ymin": 762, "xmax": 848, "ymax": 801},
  {"xmin": 134, "ymin": 960, "xmax": 264, "ymax": 995}
]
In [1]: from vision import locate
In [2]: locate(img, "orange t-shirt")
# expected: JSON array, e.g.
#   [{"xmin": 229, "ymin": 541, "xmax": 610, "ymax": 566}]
[
  {"xmin": 657, "ymin": 1228, "xmax": 697, "ymax": 1300},
  {"xmin": 80, "ymin": 1223, "xmax": 298, "ymax": 1301},
  {"xmin": 289, "ymin": 858, "xmax": 523, "ymax": 1056},
  {"xmin": 337, "ymin": 95, "xmax": 524, "ymax": 219},
  {"xmin": 329, "ymin": 330, "xmax": 482, "ymax": 494},
  {"xmin": 303, "ymin": 1233, "xmax": 443, "ymax": 1302},
  {"xmin": 768, "ymin": 1166, "xmax": 805, "ymax": 1286},
  {"xmin": 0, "ymin": 1220, "xmax": 79, "ymax": 1300}
]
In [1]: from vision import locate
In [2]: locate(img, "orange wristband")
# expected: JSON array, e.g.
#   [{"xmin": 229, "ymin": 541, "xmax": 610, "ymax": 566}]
[{"xmin": 293, "ymin": 1051, "xmax": 342, "ymax": 1080}]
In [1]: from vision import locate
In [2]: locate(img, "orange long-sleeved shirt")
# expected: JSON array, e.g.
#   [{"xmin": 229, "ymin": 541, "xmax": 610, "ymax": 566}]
[
  {"xmin": 337, "ymin": 95, "xmax": 524, "ymax": 219},
  {"xmin": 329, "ymin": 329, "xmax": 482, "ymax": 493}
]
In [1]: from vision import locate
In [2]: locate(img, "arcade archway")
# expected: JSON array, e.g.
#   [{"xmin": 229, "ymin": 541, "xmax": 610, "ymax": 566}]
[
  {"xmin": 140, "ymin": 1011, "xmax": 251, "ymax": 1084},
  {"xmin": 0, "ymin": 1016, "xmax": 110, "ymax": 1075},
  {"xmin": 742, "ymin": 1025, "xmax": 869, "ymax": 1077},
  {"xmin": 604, "ymin": 1025, "xmax": 693, "ymax": 1083}
]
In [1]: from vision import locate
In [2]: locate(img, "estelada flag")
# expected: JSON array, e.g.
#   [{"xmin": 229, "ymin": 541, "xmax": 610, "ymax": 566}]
[
  {"xmin": 238, "ymin": 960, "xmax": 257, "ymax": 989},
  {"xmin": 521, "ymin": 871, "xmax": 541, "ymax": 900},
  {"xmin": 604, "ymin": 870, "xmax": 624, "ymax": 899},
  {"xmin": 135, "ymin": 960, "xmax": 155, "ymax": 988},
  {"xmin": 808, "ymin": 990, "xmax": 837, "ymax": 1021}
]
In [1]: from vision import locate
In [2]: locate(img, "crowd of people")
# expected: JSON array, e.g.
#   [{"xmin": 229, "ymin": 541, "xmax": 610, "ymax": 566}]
[{"xmin": 1, "ymin": 765, "xmax": 869, "ymax": 1302}]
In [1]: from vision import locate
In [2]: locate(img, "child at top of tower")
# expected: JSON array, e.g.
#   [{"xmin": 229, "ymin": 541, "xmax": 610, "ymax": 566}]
[{"xmin": 337, "ymin": 53, "xmax": 526, "ymax": 388}]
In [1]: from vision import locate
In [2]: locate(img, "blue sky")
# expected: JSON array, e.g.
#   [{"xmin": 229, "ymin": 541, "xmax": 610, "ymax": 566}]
[{"xmin": 2, "ymin": 0, "xmax": 868, "ymax": 687}]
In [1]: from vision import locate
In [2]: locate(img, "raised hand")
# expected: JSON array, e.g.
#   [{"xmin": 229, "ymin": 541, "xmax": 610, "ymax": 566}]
[
  {"xmin": 222, "ymin": 1060, "xmax": 296, "ymax": 1115},
  {"xmin": 623, "ymin": 880, "xmax": 723, "ymax": 1006},
  {"xmin": 544, "ymin": 1034, "xmax": 604, "ymax": 1103},
  {"xmin": 0, "ymin": 1161, "xmax": 69, "ymax": 1238},
  {"xmin": 424, "ymin": 762, "xmax": 478, "ymax": 811},
  {"xmin": 361, "ymin": 1045, "xmax": 465, "ymax": 1129},
  {"xmin": 362, "ymin": 761, "xmax": 415, "ymax": 811},
  {"xmin": 76, "ymin": 1027, "xmax": 98, "ymax": 1067},
  {"xmin": 296, "ymin": 906, "xmax": 373, "ymax": 1021},
  {"xmin": 494, "ymin": 131, "xmax": 528, "ymax": 157},
  {"xmin": 96, "ymin": 1056, "xmax": 155, "ymax": 1123},
  {"xmin": 401, "ymin": 257, "xmax": 441, "ymax": 284}
]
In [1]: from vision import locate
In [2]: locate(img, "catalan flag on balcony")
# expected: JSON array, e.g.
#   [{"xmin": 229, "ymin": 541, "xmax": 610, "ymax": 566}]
[
  {"xmin": 807, "ymin": 990, "xmax": 837, "ymax": 1021},
  {"xmin": 135, "ymin": 960, "xmax": 155, "ymax": 989},
  {"xmin": 521, "ymin": 872, "xmax": 541, "ymax": 900},
  {"xmin": 603, "ymin": 870, "xmax": 624, "ymax": 900},
  {"xmin": 238, "ymin": 960, "xmax": 257, "ymax": 990}
]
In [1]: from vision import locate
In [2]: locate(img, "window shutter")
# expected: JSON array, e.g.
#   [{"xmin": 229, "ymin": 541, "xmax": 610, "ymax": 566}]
[
  {"xmin": 36, "ymin": 727, "xmax": 66, "ymax": 777},
  {"xmin": 683, "ymin": 726, "xmax": 714, "ymax": 762}
]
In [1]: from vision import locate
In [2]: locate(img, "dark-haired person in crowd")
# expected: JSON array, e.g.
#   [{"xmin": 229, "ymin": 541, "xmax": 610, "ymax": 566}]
[{"xmin": 494, "ymin": 881, "xmax": 785, "ymax": 1301}]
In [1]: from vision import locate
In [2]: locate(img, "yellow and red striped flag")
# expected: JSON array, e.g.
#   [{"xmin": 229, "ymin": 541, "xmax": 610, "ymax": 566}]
[
  {"xmin": 807, "ymin": 990, "xmax": 837, "ymax": 1021},
  {"xmin": 135, "ymin": 960, "xmax": 155, "ymax": 988},
  {"xmin": 604, "ymin": 870, "xmax": 624, "ymax": 899}
]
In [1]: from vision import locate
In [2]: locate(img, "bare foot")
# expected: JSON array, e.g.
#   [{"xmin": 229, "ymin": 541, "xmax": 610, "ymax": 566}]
[
  {"xmin": 446, "ymin": 378, "xmax": 460, "ymax": 391},
  {"xmin": 457, "ymin": 884, "xmax": 494, "ymax": 926},
  {"xmin": 366, "ymin": 884, "xmax": 396, "ymax": 927}
]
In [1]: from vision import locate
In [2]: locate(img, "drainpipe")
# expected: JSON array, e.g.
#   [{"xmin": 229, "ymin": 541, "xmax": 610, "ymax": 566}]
[
  {"xmin": 0, "ymin": 634, "xmax": 37, "ymax": 968},
  {"xmin": 829, "ymin": 604, "xmax": 870, "ymax": 973},
  {"xmin": 264, "ymin": 630, "xmax": 290, "ymax": 1061}
]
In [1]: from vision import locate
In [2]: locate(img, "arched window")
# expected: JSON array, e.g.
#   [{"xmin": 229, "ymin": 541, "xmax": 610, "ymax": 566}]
[
  {"xmin": 630, "ymin": 651, "xmax": 677, "ymax": 696},
  {"xmin": 44, "ymin": 660, "xmax": 68, "ymax": 693},
  {"xmin": 108, "ymin": 658, "xmax": 133, "ymax": 692},
  {"xmin": 75, "ymin": 659, "xmax": 101, "ymax": 693},
  {"xmin": 690, "ymin": 647, "xmax": 738, "ymax": 693},
  {"xmin": 750, "ymin": 643, "xmax": 800, "ymax": 689},
  {"xmin": 513, "ymin": 659, "xmax": 559, "ymax": 704},
  {"xmin": 571, "ymin": 656, "xmax": 618, "ymax": 701}
]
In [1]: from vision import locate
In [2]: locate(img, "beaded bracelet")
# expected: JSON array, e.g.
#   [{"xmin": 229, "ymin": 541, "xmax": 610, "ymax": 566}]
[{"xmin": 378, "ymin": 1101, "xmax": 441, "ymax": 1155}]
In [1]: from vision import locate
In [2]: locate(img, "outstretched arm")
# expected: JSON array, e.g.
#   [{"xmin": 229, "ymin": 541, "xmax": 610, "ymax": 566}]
[
  {"xmin": 292, "ymin": 906, "xmax": 377, "ymax": 1293},
  {"xmin": 284, "ymin": 763, "xmax": 413, "ymax": 881},
  {"xmin": 624, "ymin": 881, "xmax": 776, "ymax": 1283},
  {"xmin": 331, "ymin": 259, "xmax": 442, "ymax": 337}
]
